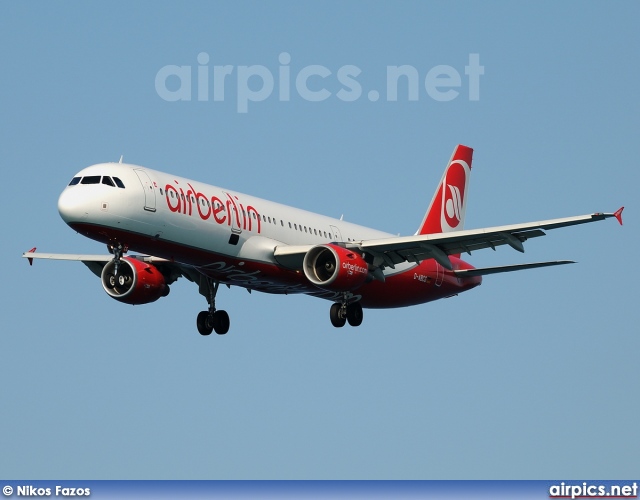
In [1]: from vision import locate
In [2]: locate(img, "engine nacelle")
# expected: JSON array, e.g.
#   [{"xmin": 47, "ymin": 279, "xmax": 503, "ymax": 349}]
[
  {"xmin": 303, "ymin": 244, "xmax": 369, "ymax": 292},
  {"xmin": 101, "ymin": 257, "xmax": 169, "ymax": 305}
]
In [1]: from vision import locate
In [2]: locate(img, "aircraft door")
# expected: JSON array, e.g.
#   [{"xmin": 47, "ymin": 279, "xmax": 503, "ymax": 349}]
[
  {"xmin": 330, "ymin": 225, "xmax": 343, "ymax": 242},
  {"xmin": 223, "ymin": 192, "xmax": 242, "ymax": 235},
  {"xmin": 223, "ymin": 192, "xmax": 242, "ymax": 245},
  {"xmin": 134, "ymin": 169, "xmax": 157, "ymax": 212}
]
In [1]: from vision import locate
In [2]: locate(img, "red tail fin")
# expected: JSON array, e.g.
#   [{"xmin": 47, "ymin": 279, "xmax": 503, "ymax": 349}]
[{"xmin": 417, "ymin": 145, "xmax": 473, "ymax": 235}]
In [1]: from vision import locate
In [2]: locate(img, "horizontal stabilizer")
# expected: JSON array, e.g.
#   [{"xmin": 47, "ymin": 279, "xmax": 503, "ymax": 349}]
[{"xmin": 453, "ymin": 260, "xmax": 575, "ymax": 277}]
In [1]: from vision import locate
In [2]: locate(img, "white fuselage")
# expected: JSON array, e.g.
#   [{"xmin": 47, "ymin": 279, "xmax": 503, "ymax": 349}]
[
  {"xmin": 57, "ymin": 162, "xmax": 478, "ymax": 307},
  {"xmin": 59, "ymin": 162, "xmax": 390, "ymax": 258}
]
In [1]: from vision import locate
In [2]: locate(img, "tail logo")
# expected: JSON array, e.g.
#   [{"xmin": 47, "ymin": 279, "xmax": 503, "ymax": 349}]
[{"xmin": 442, "ymin": 160, "xmax": 470, "ymax": 230}]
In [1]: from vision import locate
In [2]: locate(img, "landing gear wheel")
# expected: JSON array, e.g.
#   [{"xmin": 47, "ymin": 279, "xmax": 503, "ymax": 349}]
[
  {"xmin": 330, "ymin": 303, "xmax": 346, "ymax": 328},
  {"xmin": 212, "ymin": 310, "xmax": 230, "ymax": 335},
  {"xmin": 105, "ymin": 274, "xmax": 116, "ymax": 289},
  {"xmin": 197, "ymin": 278, "xmax": 232, "ymax": 336},
  {"xmin": 197, "ymin": 311, "xmax": 213, "ymax": 336},
  {"xmin": 346, "ymin": 302, "xmax": 363, "ymax": 327}
]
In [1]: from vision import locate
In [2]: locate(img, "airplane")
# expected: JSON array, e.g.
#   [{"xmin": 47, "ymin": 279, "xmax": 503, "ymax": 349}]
[{"xmin": 23, "ymin": 145, "xmax": 623, "ymax": 335}]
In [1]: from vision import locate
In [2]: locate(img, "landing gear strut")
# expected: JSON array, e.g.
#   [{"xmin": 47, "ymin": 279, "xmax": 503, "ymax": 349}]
[
  {"xmin": 107, "ymin": 243, "xmax": 127, "ymax": 277},
  {"xmin": 197, "ymin": 278, "xmax": 230, "ymax": 336},
  {"xmin": 330, "ymin": 296, "xmax": 363, "ymax": 328}
]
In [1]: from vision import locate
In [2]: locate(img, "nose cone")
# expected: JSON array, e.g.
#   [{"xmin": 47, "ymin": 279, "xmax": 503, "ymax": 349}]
[{"xmin": 58, "ymin": 186, "xmax": 89, "ymax": 224}]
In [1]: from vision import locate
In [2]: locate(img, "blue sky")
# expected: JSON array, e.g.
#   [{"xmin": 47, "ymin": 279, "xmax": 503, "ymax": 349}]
[{"xmin": 1, "ymin": 1, "xmax": 638, "ymax": 479}]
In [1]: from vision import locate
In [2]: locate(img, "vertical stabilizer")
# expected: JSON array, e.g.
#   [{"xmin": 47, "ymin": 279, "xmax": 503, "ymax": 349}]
[{"xmin": 416, "ymin": 145, "xmax": 473, "ymax": 235}]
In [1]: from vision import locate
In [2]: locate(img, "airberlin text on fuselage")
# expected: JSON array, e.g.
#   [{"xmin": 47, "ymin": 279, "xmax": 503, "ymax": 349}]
[{"xmin": 165, "ymin": 180, "xmax": 261, "ymax": 233}]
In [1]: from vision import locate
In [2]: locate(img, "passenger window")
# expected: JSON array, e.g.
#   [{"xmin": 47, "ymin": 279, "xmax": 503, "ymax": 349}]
[
  {"xmin": 69, "ymin": 177, "xmax": 81, "ymax": 186},
  {"xmin": 304, "ymin": 226, "xmax": 307, "ymax": 233},
  {"xmin": 102, "ymin": 176, "xmax": 115, "ymax": 187},
  {"xmin": 81, "ymin": 176, "xmax": 101, "ymax": 184},
  {"xmin": 160, "ymin": 188, "xmax": 163, "ymax": 195},
  {"xmin": 314, "ymin": 229, "xmax": 317, "ymax": 235},
  {"xmin": 113, "ymin": 177, "xmax": 125, "ymax": 188},
  {"xmin": 288, "ymin": 222, "xmax": 292, "ymax": 228}
]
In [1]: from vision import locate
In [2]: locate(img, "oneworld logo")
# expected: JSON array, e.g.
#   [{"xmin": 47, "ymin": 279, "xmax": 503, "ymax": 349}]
[{"xmin": 155, "ymin": 52, "xmax": 484, "ymax": 113}]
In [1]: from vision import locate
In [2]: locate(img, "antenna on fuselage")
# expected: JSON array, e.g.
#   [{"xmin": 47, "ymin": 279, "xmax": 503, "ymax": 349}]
[{"xmin": 118, "ymin": 155, "xmax": 123, "ymax": 164}]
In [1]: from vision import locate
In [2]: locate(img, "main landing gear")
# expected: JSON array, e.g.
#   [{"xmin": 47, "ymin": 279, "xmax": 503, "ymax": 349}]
[
  {"xmin": 329, "ymin": 297, "xmax": 363, "ymax": 328},
  {"xmin": 197, "ymin": 278, "xmax": 230, "ymax": 336}
]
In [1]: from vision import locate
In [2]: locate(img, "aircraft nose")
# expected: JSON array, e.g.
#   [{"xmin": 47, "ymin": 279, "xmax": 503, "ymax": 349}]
[{"xmin": 58, "ymin": 186, "xmax": 88, "ymax": 223}]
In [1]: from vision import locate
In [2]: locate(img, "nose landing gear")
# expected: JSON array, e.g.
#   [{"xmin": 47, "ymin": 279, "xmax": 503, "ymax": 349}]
[{"xmin": 107, "ymin": 243, "xmax": 128, "ymax": 277}]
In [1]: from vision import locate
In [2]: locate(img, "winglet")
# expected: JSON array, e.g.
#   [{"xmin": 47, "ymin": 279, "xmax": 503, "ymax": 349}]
[
  {"xmin": 614, "ymin": 206, "xmax": 624, "ymax": 226},
  {"xmin": 26, "ymin": 247, "xmax": 36, "ymax": 266}
]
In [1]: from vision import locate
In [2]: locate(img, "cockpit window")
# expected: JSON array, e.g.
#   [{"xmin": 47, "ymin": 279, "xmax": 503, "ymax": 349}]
[
  {"xmin": 69, "ymin": 177, "xmax": 81, "ymax": 186},
  {"xmin": 102, "ymin": 176, "xmax": 115, "ymax": 187},
  {"xmin": 113, "ymin": 177, "xmax": 125, "ymax": 188},
  {"xmin": 81, "ymin": 175, "xmax": 101, "ymax": 184}
]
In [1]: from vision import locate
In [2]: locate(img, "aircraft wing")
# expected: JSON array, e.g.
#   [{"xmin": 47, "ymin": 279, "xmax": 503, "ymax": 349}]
[
  {"xmin": 352, "ymin": 209, "xmax": 623, "ymax": 270},
  {"xmin": 22, "ymin": 250, "xmax": 182, "ymax": 280},
  {"xmin": 274, "ymin": 208, "xmax": 623, "ymax": 271}
]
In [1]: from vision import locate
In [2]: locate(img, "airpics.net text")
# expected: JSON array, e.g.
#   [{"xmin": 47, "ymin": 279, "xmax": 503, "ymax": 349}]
[{"xmin": 155, "ymin": 52, "xmax": 484, "ymax": 113}]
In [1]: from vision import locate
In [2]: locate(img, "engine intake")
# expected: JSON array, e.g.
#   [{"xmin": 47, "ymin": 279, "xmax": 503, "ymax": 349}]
[
  {"xmin": 101, "ymin": 257, "xmax": 169, "ymax": 305},
  {"xmin": 303, "ymin": 244, "xmax": 369, "ymax": 292}
]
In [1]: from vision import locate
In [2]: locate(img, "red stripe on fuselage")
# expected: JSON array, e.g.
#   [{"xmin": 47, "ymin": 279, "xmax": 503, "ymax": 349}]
[{"xmin": 68, "ymin": 222, "xmax": 481, "ymax": 308}]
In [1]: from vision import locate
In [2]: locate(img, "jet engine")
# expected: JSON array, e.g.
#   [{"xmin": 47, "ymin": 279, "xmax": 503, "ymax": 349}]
[
  {"xmin": 303, "ymin": 244, "xmax": 369, "ymax": 292},
  {"xmin": 101, "ymin": 257, "xmax": 169, "ymax": 305}
]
